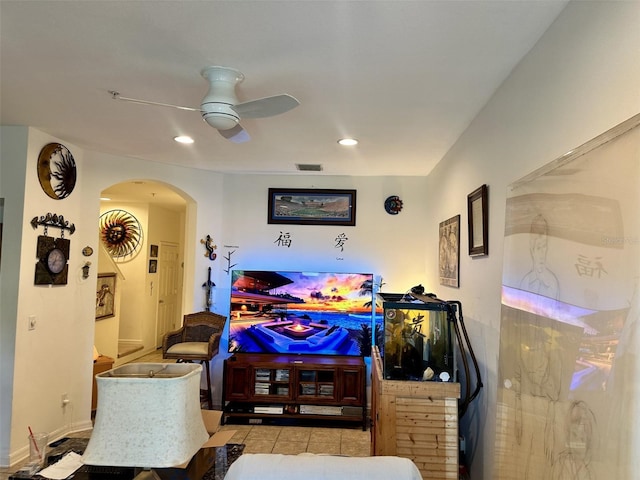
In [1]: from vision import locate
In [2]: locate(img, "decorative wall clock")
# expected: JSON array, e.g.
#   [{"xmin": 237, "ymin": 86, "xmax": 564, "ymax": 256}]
[
  {"xmin": 99, "ymin": 209, "xmax": 143, "ymax": 261},
  {"xmin": 37, "ymin": 143, "xmax": 77, "ymax": 199},
  {"xmin": 34, "ymin": 235, "xmax": 70, "ymax": 285}
]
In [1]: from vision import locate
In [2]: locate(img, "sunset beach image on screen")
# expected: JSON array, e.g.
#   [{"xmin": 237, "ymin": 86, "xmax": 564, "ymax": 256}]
[{"xmin": 229, "ymin": 271, "xmax": 376, "ymax": 356}]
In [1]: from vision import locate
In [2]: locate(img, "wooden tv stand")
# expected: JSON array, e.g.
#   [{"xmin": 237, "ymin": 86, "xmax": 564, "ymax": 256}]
[{"xmin": 222, "ymin": 353, "xmax": 366, "ymax": 429}]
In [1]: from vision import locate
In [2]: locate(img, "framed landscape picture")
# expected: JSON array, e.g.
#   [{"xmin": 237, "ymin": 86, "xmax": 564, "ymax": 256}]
[{"xmin": 267, "ymin": 188, "xmax": 357, "ymax": 226}]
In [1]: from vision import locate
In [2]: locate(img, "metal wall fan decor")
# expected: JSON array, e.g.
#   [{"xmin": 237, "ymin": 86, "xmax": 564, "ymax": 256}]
[{"xmin": 99, "ymin": 209, "xmax": 143, "ymax": 261}]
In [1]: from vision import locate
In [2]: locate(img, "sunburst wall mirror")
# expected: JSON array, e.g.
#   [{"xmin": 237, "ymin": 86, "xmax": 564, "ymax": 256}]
[{"xmin": 99, "ymin": 209, "xmax": 143, "ymax": 261}]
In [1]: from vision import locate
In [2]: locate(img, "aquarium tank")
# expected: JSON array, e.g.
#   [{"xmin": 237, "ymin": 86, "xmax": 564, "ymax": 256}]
[{"xmin": 377, "ymin": 292, "xmax": 456, "ymax": 381}]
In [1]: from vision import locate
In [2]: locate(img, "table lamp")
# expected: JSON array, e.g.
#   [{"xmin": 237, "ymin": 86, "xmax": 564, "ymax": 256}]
[{"xmin": 82, "ymin": 363, "xmax": 209, "ymax": 480}]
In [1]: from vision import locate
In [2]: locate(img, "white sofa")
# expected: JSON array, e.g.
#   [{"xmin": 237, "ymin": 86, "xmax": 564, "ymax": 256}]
[{"xmin": 223, "ymin": 453, "xmax": 423, "ymax": 480}]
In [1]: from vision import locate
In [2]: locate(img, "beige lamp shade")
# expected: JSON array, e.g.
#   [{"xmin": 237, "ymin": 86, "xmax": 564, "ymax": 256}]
[{"xmin": 82, "ymin": 363, "xmax": 209, "ymax": 469}]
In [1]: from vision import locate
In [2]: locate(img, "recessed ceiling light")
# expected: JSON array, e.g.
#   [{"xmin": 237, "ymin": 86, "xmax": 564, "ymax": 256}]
[
  {"xmin": 338, "ymin": 138, "xmax": 358, "ymax": 146},
  {"xmin": 100, "ymin": 197, "xmax": 111, "ymax": 201},
  {"xmin": 174, "ymin": 135, "xmax": 194, "ymax": 144}
]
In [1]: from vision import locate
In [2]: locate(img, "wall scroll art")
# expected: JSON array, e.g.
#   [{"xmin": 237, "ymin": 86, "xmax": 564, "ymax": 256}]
[
  {"xmin": 495, "ymin": 114, "xmax": 640, "ymax": 479},
  {"xmin": 439, "ymin": 214, "xmax": 460, "ymax": 288},
  {"xmin": 268, "ymin": 188, "xmax": 357, "ymax": 226}
]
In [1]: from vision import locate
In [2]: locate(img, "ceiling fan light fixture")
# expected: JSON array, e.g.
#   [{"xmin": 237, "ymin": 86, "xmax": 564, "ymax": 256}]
[
  {"xmin": 109, "ymin": 65, "xmax": 298, "ymax": 143},
  {"xmin": 201, "ymin": 103, "xmax": 241, "ymax": 130},
  {"xmin": 338, "ymin": 138, "xmax": 358, "ymax": 146}
]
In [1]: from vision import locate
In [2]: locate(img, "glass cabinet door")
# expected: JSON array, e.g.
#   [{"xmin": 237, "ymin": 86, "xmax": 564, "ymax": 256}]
[{"xmin": 253, "ymin": 367, "xmax": 291, "ymax": 398}]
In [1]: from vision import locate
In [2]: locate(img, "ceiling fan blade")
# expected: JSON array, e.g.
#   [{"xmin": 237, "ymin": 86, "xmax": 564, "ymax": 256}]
[
  {"xmin": 218, "ymin": 124, "xmax": 250, "ymax": 144},
  {"xmin": 109, "ymin": 91, "xmax": 200, "ymax": 112},
  {"xmin": 234, "ymin": 94, "xmax": 299, "ymax": 119}
]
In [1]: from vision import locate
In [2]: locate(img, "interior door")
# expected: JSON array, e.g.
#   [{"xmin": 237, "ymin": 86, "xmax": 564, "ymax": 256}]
[{"xmin": 157, "ymin": 242, "xmax": 181, "ymax": 347}]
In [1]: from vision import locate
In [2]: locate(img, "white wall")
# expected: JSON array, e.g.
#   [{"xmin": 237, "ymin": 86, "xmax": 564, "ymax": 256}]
[
  {"xmin": 93, "ymin": 244, "xmax": 122, "ymax": 360},
  {"xmin": 95, "ymin": 201, "xmax": 186, "ymax": 363},
  {"xmin": 0, "ymin": 126, "xmax": 29, "ymax": 464},
  {"xmin": 423, "ymin": 2, "xmax": 640, "ymax": 477},
  {"xmin": 1, "ymin": 128, "xmax": 97, "ymax": 465},
  {"xmin": 82, "ymin": 151, "xmax": 226, "ymax": 316},
  {"xmin": 219, "ymin": 174, "xmax": 428, "ymax": 295}
]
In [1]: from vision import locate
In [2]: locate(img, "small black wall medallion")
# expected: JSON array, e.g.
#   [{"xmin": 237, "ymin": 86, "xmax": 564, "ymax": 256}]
[{"xmin": 384, "ymin": 195, "xmax": 403, "ymax": 215}]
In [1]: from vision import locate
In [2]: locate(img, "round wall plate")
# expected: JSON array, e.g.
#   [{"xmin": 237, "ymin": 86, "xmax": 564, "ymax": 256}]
[{"xmin": 384, "ymin": 195, "xmax": 403, "ymax": 215}]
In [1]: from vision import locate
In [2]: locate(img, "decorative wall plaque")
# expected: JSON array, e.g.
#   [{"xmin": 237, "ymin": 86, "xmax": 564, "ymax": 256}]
[
  {"xmin": 37, "ymin": 143, "xmax": 77, "ymax": 199},
  {"xmin": 99, "ymin": 209, "xmax": 143, "ymax": 261}
]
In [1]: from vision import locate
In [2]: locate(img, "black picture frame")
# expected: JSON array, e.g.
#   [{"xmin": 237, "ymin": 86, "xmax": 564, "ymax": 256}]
[
  {"xmin": 96, "ymin": 273, "xmax": 116, "ymax": 319},
  {"xmin": 467, "ymin": 184, "xmax": 489, "ymax": 256},
  {"xmin": 150, "ymin": 244, "xmax": 158, "ymax": 258},
  {"xmin": 267, "ymin": 188, "xmax": 357, "ymax": 226},
  {"xmin": 149, "ymin": 259, "xmax": 158, "ymax": 274},
  {"xmin": 439, "ymin": 215, "xmax": 460, "ymax": 288}
]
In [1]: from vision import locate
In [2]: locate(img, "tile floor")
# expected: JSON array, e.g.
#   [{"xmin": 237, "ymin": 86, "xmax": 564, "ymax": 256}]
[{"xmin": 221, "ymin": 423, "xmax": 371, "ymax": 456}]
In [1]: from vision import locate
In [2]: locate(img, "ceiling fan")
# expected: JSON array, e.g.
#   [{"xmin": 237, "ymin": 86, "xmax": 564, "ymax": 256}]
[{"xmin": 109, "ymin": 66, "xmax": 299, "ymax": 143}]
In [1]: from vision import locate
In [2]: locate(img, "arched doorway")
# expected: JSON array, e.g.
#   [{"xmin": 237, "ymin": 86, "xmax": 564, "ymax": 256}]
[{"xmin": 94, "ymin": 180, "xmax": 188, "ymax": 364}]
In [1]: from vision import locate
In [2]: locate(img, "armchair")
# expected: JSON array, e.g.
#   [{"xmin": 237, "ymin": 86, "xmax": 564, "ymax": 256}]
[{"xmin": 162, "ymin": 311, "xmax": 227, "ymax": 409}]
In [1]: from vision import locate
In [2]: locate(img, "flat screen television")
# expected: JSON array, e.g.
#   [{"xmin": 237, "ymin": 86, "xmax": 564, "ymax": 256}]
[{"xmin": 229, "ymin": 270, "xmax": 378, "ymax": 356}]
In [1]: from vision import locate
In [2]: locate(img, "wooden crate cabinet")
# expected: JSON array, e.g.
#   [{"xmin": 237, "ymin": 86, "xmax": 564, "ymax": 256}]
[
  {"xmin": 372, "ymin": 347, "xmax": 460, "ymax": 480},
  {"xmin": 223, "ymin": 353, "xmax": 366, "ymax": 428}
]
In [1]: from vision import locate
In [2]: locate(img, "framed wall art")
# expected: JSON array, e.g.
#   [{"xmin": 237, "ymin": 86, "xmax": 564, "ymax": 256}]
[
  {"xmin": 267, "ymin": 188, "xmax": 357, "ymax": 226},
  {"xmin": 96, "ymin": 272, "xmax": 116, "ymax": 319},
  {"xmin": 467, "ymin": 184, "xmax": 489, "ymax": 256},
  {"xmin": 150, "ymin": 244, "xmax": 158, "ymax": 258},
  {"xmin": 439, "ymin": 214, "xmax": 460, "ymax": 288}
]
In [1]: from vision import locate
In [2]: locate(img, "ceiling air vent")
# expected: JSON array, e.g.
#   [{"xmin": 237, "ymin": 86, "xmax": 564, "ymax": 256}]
[{"xmin": 296, "ymin": 164, "xmax": 323, "ymax": 172}]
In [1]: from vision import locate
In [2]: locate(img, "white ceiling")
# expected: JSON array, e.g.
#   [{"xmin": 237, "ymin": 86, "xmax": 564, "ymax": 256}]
[{"xmin": 1, "ymin": 1, "xmax": 567, "ymax": 178}]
